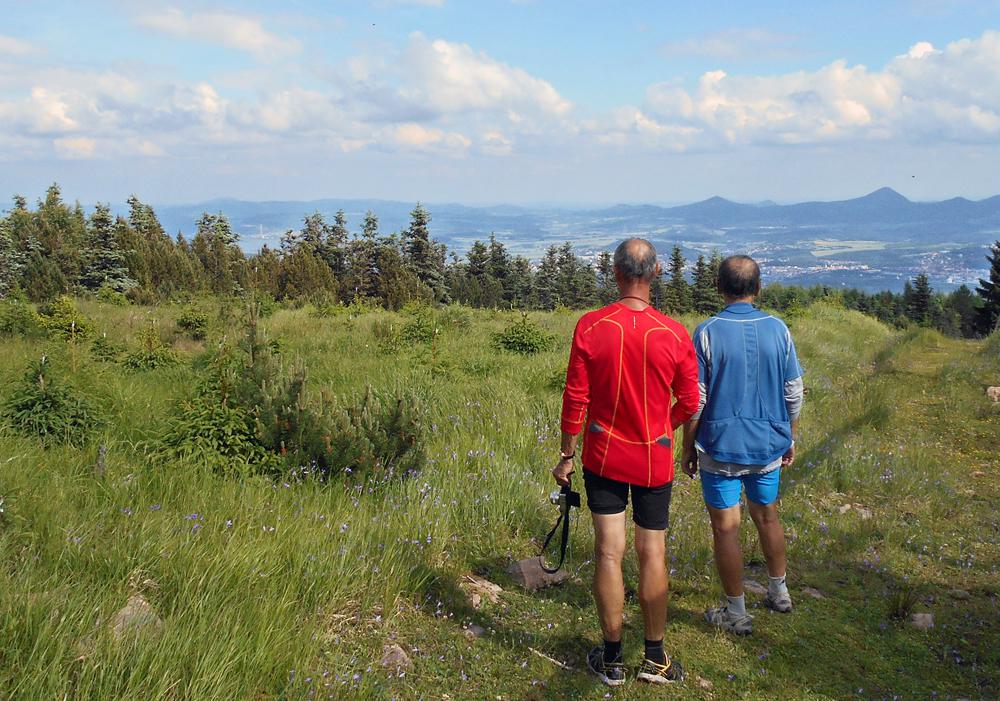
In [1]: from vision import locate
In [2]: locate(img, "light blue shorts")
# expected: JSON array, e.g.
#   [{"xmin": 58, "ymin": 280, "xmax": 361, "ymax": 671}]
[{"xmin": 700, "ymin": 468, "xmax": 781, "ymax": 510}]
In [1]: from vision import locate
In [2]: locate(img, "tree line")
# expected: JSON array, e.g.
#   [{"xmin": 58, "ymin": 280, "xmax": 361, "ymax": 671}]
[{"xmin": 1, "ymin": 184, "xmax": 998, "ymax": 337}]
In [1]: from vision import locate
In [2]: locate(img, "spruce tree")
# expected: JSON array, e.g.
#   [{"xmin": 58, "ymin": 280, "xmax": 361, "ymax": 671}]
[
  {"xmin": 976, "ymin": 241, "xmax": 1000, "ymax": 335},
  {"xmin": 0, "ymin": 216, "xmax": 24, "ymax": 298},
  {"xmin": 947, "ymin": 285, "xmax": 980, "ymax": 338},
  {"xmin": 403, "ymin": 203, "xmax": 448, "ymax": 303},
  {"xmin": 347, "ymin": 211, "xmax": 381, "ymax": 301},
  {"xmin": 487, "ymin": 234, "xmax": 513, "ymax": 304},
  {"xmin": 908, "ymin": 273, "xmax": 932, "ymax": 324},
  {"xmin": 80, "ymin": 203, "xmax": 135, "ymax": 292},
  {"xmin": 707, "ymin": 249, "xmax": 725, "ymax": 310},
  {"xmin": 510, "ymin": 256, "xmax": 534, "ymax": 309},
  {"xmin": 534, "ymin": 245, "xmax": 560, "ymax": 310},
  {"xmin": 663, "ymin": 246, "xmax": 691, "ymax": 316},
  {"xmin": 596, "ymin": 251, "xmax": 616, "ymax": 305},
  {"xmin": 192, "ymin": 212, "xmax": 242, "ymax": 294},
  {"xmin": 692, "ymin": 254, "xmax": 719, "ymax": 315}
]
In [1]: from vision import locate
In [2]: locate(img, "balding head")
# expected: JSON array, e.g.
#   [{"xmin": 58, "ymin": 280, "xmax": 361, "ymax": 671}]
[
  {"xmin": 718, "ymin": 255, "xmax": 761, "ymax": 299},
  {"xmin": 613, "ymin": 238, "xmax": 658, "ymax": 283}
]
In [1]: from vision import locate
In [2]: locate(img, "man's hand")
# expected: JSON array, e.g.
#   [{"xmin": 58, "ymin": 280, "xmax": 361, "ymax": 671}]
[
  {"xmin": 552, "ymin": 457, "xmax": 575, "ymax": 486},
  {"xmin": 681, "ymin": 446, "xmax": 698, "ymax": 478},
  {"xmin": 781, "ymin": 442, "xmax": 796, "ymax": 467}
]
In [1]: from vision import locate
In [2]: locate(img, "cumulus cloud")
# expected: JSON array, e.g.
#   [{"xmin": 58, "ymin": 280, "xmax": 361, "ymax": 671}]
[
  {"xmin": 615, "ymin": 30, "xmax": 1000, "ymax": 149},
  {"xmin": 135, "ymin": 8, "xmax": 300, "ymax": 59}
]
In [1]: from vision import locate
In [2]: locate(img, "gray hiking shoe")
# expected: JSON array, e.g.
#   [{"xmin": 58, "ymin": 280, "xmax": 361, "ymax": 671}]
[
  {"xmin": 705, "ymin": 605, "xmax": 754, "ymax": 635},
  {"xmin": 764, "ymin": 591, "xmax": 793, "ymax": 613}
]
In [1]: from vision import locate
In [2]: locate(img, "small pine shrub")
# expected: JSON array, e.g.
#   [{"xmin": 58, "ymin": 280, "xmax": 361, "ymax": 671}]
[
  {"xmin": 97, "ymin": 285, "xmax": 129, "ymax": 306},
  {"xmin": 90, "ymin": 333, "xmax": 125, "ymax": 363},
  {"xmin": 176, "ymin": 305, "xmax": 209, "ymax": 340},
  {"xmin": 310, "ymin": 292, "xmax": 344, "ymax": 318},
  {"xmin": 0, "ymin": 299, "xmax": 42, "ymax": 337},
  {"xmin": 492, "ymin": 313, "xmax": 555, "ymax": 355},
  {"xmin": 123, "ymin": 323, "xmax": 179, "ymax": 370},
  {"xmin": 37, "ymin": 296, "xmax": 92, "ymax": 340},
  {"xmin": 401, "ymin": 306, "xmax": 437, "ymax": 345},
  {"xmin": 1, "ymin": 357, "xmax": 102, "ymax": 446},
  {"xmin": 347, "ymin": 295, "xmax": 380, "ymax": 318}
]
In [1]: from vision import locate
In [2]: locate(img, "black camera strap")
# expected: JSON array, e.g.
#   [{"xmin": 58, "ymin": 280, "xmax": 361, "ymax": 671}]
[{"xmin": 539, "ymin": 483, "xmax": 580, "ymax": 574}]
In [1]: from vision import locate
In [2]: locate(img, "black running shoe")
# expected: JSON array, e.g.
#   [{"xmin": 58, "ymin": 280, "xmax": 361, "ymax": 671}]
[
  {"xmin": 637, "ymin": 656, "xmax": 684, "ymax": 684},
  {"xmin": 586, "ymin": 646, "xmax": 626, "ymax": 687}
]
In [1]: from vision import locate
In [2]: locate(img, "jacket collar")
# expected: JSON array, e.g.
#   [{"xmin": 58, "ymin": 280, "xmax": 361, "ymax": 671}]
[{"xmin": 723, "ymin": 302, "xmax": 757, "ymax": 315}]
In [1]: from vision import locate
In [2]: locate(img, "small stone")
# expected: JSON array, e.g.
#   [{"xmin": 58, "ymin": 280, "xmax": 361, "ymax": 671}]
[
  {"xmin": 802, "ymin": 587, "xmax": 825, "ymax": 600},
  {"xmin": 459, "ymin": 574, "xmax": 503, "ymax": 609},
  {"xmin": 838, "ymin": 504, "xmax": 852, "ymax": 514},
  {"xmin": 972, "ymin": 471, "xmax": 985, "ymax": 478},
  {"xmin": 380, "ymin": 643, "xmax": 413, "ymax": 671},
  {"xmin": 507, "ymin": 557, "xmax": 570, "ymax": 591},
  {"xmin": 697, "ymin": 676, "xmax": 714, "ymax": 690},
  {"xmin": 742, "ymin": 579, "xmax": 767, "ymax": 596},
  {"xmin": 910, "ymin": 613, "xmax": 934, "ymax": 630},
  {"xmin": 464, "ymin": 623, "xmax": 487, "ymax": 640},
  {"xmin": 948, "ymin": 589, "xmax": 971, "ymax": 601},
  {"xmin": 853, "ymin": 505, "xmax": 873, "ymax": 520},
  {"xmin": 986, "ymin": 386, "xmax": 1000, "ymax": 402},
  {"xmin": 109, "ymin": 594, "xmax": 163, "ymax": 640}
]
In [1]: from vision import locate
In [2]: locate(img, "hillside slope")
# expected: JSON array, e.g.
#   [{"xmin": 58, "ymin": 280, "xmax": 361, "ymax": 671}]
[{"xmin": 0, "ymin": 302, "xmax": 997, "ymax": 700}]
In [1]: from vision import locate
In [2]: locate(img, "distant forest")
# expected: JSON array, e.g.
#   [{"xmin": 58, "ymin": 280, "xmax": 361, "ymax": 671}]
[{"xmin": 1, "ymin": 184, "xmax": 999, "ymax": 338}]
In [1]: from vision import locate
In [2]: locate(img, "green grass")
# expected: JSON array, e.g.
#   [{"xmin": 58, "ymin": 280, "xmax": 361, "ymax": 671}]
[{"xmin": 1, "ymin": 299, "xmax": 998, "ymax": 700}]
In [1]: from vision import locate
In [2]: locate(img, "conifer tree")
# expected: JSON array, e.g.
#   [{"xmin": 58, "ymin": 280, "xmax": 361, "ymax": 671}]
[
  {"xmin": 663, "ymin": 245, "xmax": 691, "ymax": 316},
  {"xmin": 510, "ymin": 256, "xmax": 534, "ymax": 309},
  {"xmin": 487, "ymin": 234, "xmax": 513, "ymax": 303},
  {"xmin": 534, "ymin": 245, "xmax": 560, "ymax": 310},
  {"xmin": 80, "ymin": 203, "xmax": 135, "ymax": 292},
  {"xmin": 596, "ymin": 251, "xmax": 616, "ymax": 304},
  {"xmin": 908, "ymin": 273, "xmax": 932, "ymax": 324},
  {"xmin": 192, "ymin": 212, "xmax": 242, "ymax": 294},
  {"xmin": 692, "ymin": 254, "xmax": 720, "ymax": 315},
  {"xmin": 976, "ymin": 241, "xmax": 1000, "ymax": 335},
  {"xmin": 322, "ymin": 210, "xmax": 349, "ymax": 280},
  {"xmin": 0, "ymin": 215, "xmax": 24, "ymax": 298},
  {"xmin": 707, "ymin": 249, "xmax": 725, "ymax": 310},
  {"xmin": 403, "ymin": 203, "xmax": 448, "ymax": 303},
  {"xmin": 347, "ymin": 211, "xmax": 381, "ymax": 301}
]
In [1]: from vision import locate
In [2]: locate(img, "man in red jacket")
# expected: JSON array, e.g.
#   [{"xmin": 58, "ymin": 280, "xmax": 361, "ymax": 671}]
[{"xmin": 553, "ymin": 238, "xmax": 699, "ymax": 687}]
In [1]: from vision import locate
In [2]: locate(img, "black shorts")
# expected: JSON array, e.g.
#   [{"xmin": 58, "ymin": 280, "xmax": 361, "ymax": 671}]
[{"xmin": 582, "ymin": 469, "xmax": 673, "ymax": 531}]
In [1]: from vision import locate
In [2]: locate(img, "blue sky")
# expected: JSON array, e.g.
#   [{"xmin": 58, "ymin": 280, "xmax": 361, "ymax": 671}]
[{"xmin": 2, "ymin": 0, "xmax": 1000, "ymax": 205}]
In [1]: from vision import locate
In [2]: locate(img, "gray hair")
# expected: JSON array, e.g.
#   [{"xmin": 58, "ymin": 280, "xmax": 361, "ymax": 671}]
[{"xmin": 613, "ymin": 238, "xmax": 658, "ymax": 282}]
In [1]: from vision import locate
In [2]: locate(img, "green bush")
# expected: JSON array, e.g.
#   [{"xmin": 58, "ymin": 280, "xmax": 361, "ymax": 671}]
[
  {"xmin": 96, "ymin": 285, "xmax": 129, "ymax": 306},
  {"xmin": 155, "ymin": 307, "xmax": 425, "ymax": 481},
  {"xmin": 176, "ymin": 304, "xmax": 209, "ymax": 340},
  {"xmin": 492, "ymin": 313, "xmax": 555, "ymax": 355},
  {"xmin": 0, "ymin": 299, "xmax": 42, "ymax": 337},
  {"xmin": 37, "ymin": 296, "xmax": 92, "ymax": 340},
  {"xmin": 438, "ymin": 304, "xmax": 472, "ymax": 330},
  {"xmin": 372, "ymin": 318, "xmax": 403, "ymax": 355},
  {"xmin": 401, "ymin": 306, "xmax": 437, "ymax": 345},
  {"xmin": 123, "ymin": 323, "xmax": 179, "ymax": 370},
  {"xmin": 1, "ymin": 357, "xmax": 102, "ymax": 446},
  {"xmin": 90, "ymin": 333, "xmax": 125, "ymax": 363}
]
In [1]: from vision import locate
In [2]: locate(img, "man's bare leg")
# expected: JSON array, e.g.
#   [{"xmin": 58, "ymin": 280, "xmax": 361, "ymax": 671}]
[
  {"xmin": 707, "ymin": 504, "xmax": 744, "ymax": 596},
  {"xmin": 634, "ymin": 525, "xmax": 667, "ymax": 640},
  {"xmin": 747, "ymin": 501, "xmax": 786, "ymax": 577},
  {"xmin": 592, "ymin": 511, "xmax": 627, "ymax": 643}
]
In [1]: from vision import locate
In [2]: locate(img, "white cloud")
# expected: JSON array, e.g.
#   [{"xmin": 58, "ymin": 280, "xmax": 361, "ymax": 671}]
[
  {"xmin": 0, "ymin": 34, "xmax": 37, "ymax": 56},
  {"xmin": 394, "ymin": 33, "xmax": 572, "ymax": 121},
  {"xmin": 617, "ymin": 30, "xmax": 1000, "ymax": 149},
  {"xmin": 135, "ymin": 8, "xmax": 300, "ymax": 59}
]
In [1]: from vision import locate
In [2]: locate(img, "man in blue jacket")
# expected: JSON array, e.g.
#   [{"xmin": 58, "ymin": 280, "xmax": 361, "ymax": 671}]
[{"xmin": 681, "ymin": 255, "xmax": 804, "ymax": 635}]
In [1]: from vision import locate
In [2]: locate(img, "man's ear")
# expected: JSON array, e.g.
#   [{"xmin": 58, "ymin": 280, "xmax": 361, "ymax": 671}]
[{"xmin": 655, "ymin": 262, "xmax": 663, "ymax": 278}]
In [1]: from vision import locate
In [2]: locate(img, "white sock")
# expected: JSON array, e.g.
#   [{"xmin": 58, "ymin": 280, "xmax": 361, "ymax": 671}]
[
  {"xmin": 726, "ymin": 594, "xmax": 746, "ymax": 618},
  {"xmin": 768, "ymin": 574, "xmax": 789, "ymax": 598}
]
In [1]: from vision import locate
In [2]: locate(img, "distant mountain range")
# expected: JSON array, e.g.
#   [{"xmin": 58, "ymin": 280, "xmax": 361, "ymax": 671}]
[{"xmin": 151, "ymin": 187, "xmax": 1000, "ymax": 256}]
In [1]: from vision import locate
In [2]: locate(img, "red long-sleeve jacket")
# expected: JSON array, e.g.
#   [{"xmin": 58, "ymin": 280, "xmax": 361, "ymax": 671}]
[{"xmin": 561, "ymin": 302, "xmax": 700, "ymax": 487}]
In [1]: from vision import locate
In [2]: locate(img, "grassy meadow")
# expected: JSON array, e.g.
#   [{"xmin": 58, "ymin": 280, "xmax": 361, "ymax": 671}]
[{"xmin": 0, "ymin": 298, "xmax": 998, "ymax": 700}]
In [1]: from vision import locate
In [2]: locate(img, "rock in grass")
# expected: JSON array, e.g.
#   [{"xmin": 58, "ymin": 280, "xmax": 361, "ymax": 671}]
[
  {"xmin": 109, "ymin": 594, "xmax": 163, "ymax": 640},
  {"xmin": 948, "ymin": 589, "xmax": 971, "ymax": 601},
  {"xmin": 986, "ymin": 386, "xmax": 1000, "ymax": 402},
  {"xmin": 742, "ymin": 579, "xmax": 767, "ymax": 596},
  {"xmin": 380, "ymin": 643, "xmax": 414, "ymax": 672},
  {"xmin": 507, "ymin": 557, "xmax": 570, "ymax": 591},
  {"xmin": 910, "ymin": 612, "xmax": 934, "ymax": 630},
  {"xmin": 697, "ymin": 676, "xmax": 714, "ymax": 690},
  {"xmin": 464, "ymin": 623, "xmax": 487, "ymax": 640},
  {"xmin": 459, "ymin": 574, "xmax": 503, "ymax": 609},
  {"xmin": 802, "ymin": 587, "xmax": 825, "ymax": 600}
]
